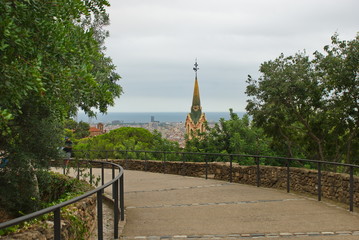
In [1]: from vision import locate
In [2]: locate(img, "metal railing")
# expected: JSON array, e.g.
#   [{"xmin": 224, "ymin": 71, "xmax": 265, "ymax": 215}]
[
  {"xmin": 0, "ymin": 160, "xmax": 124, "ymax": 240},
  {"xmin": 2, "ymin": 149, "xmax": 357, "ymax": 239},
  {"xmin": 75, "ymin": 149, "xmax": 358, "ymax": 212}
]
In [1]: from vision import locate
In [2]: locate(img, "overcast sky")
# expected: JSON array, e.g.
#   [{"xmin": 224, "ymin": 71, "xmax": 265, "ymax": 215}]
[{"xmin": 103, "ymin": 0, "xmax": 358, "ymax": 113}]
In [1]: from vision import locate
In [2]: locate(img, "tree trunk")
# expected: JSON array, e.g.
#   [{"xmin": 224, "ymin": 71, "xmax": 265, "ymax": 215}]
[
  {"xmin": 294, "ymin": 111, "xmax": 325, "ymax": 162},
  {"xmin": 28, "ymin": 161, "xmax": 40, "ymax": 203},
  {"xmin": 278, "ymin": 127, "xmax": 293, "ymax": 158},
  {"xmin": 345, "ymin": 128, "xmax": 357, "ymax": 164}
]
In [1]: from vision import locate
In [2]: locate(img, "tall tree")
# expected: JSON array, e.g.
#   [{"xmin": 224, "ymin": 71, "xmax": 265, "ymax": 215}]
[
  {"xmin": 75, "ymin": 127, "xmax": 180, "ymax": 159},
  {"xmin": 0, "ymin": 0, "xmax": 122, "ymax": 214},
  {"xmin": 314, "ymin": 34, "xmax": 359, "ymax": 164},
  {"xmin": 185, "ymin": 110, "xmax": 276, "ymax": 163},
  {"xmin": 246, "ymin": 34, "xmax": 358, "ymax": 164}
]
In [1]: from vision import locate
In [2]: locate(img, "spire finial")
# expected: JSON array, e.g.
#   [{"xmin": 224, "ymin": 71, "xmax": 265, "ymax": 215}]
[{"xmin": 193, "ymin": 58, "xmax": 199, "ymax": 78}]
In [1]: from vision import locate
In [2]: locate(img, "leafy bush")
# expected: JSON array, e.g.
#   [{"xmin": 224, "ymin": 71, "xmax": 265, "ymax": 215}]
[
  {"xmin": 0, "ymin": 171, "xmax": 93, "ymax": 237},
  {"xmin": 75, "ymin": 127, "xmax": 180, "ymax": 159},
  {"xmin": 0, "ymin": 170, "xmax": 91, "ymax": 217}
]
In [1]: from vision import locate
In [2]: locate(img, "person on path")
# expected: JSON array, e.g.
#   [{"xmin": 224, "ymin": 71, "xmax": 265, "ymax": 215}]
[{"xmin": 63, "ymin": 137, "xmax": 73, "ymax": 166}]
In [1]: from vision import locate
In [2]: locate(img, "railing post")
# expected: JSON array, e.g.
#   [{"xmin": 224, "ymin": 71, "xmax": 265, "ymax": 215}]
[
  {"xmin": 125, "ymin": 150, "xmax": 128, "ymax": 169},
  {"xmin": 90, "ymin": 165, "xmax": 93, "ymax": 185},
  {"xmin": 112, "ymin": 165, "xmax": 115, "ymax": 199},
  {"xmin": 317, "ymin": 162, "xmax": 322, "ymax": 201},
  {"xmin": 255, "ymin": 157, "xmax": 260, "ymax": 187},
  {"xmin": 120, "ymin": 173, "xmax": 125, "ymax": 221},
  {"xmin": 145, "ymin": 152, "xmax": 148, "ymax": 171},
  {"xmin": 97, "ymin": 190, "xmax": 103, "ymax": 240},
  {"xmin": 63, "ymin": 161, "xmax": 65, "ymax": 175},
  {"xmin": 349, "ymin": 166, "xmax": 354, "ymax": 212},
  {"xmin": 205, "ymin": 155, "xmax": 208, "ymax": 180},
  {"xmin": 229, "ymin": 155, "xmax": 233, "ymax": 183},
  {"xmin": 101, "ymin": 162, "xmax": 104, "ymax": 186},
  {"xmin": 237, "ymin": 155, "xmax": 240, "ymax": 181},
  {"xmin": 112, "ymin": 165, "xmax": 115, "ymax": 179},
  {"xmin": 163, "ymin": 152, "xmax": 166, "ymax": 174},
  {"xmin": 77, "ymin": 160, "xmax": 80, "ymax": 180},
  {"xmin": 286, "ymin": 159, "xmax": 290, "ymax": 193},
  {"xmin": 114, "ymin": 179, "xmax": 119, "ymax": 239},
  {"xmin": 54, "ymin": 208, "xmax": 61, "ymax": 240},
  {"xmin": 182, "ymin": 153, "xmax": 186, "ymax": 176}
]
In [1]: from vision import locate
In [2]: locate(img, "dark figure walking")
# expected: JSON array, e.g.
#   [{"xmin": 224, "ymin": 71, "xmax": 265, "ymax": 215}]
[{"xmin": 63, "ymin": 137, "xmax": 73, "ymax": 166}]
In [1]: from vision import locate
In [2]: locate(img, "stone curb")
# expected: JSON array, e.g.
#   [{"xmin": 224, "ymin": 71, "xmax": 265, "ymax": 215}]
[
  {"xmin": 126, "ymin": 198, "xmax": 304, "ymax": 209},
  {"xmin": 121, "ymin": 230, "xmax": 359, "ymax": 239},
  {"xmin": 102, "ymin": 193, "xmax": 127, "ymax": 239}
]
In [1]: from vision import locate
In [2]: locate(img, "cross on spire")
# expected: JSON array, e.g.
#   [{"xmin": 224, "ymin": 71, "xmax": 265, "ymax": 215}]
[{"xmin": 193, "ymin": 59, "xmax": 199, "ymax": 78}]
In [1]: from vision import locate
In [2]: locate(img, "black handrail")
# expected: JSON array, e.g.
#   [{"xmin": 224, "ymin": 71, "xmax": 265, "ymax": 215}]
[
  {"xmin": 76, "ymin": 149, "xmax": 359, "ymax": 168},
  {"xmin": 75, "ymin": 149, "xmax": 358, "ymax": 212},
  {"xmin": 0, "ymin": 160, "xmax": 124, "ymax": 240},
  {"xmin": 4, "ymin": 149, "xmax": 356, "ymax": 239}
]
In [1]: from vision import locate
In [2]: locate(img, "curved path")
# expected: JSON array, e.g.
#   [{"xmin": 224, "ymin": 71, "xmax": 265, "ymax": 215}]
[
  {"xmin": 122, "ymin": 170, "xmax": 359, "ymax": 240},
  {"xmin": 53, "ymin": 167, "xmax": 359, "ymax": 239}
]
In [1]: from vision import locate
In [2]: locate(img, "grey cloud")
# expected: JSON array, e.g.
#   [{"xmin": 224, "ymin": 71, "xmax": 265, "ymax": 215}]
[{"xmin": 105, "ymin": 0, "xmax": 358, "ymax": 112}]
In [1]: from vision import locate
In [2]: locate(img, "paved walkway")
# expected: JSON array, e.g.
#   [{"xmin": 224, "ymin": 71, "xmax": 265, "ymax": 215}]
[{"xmin": 53, "ymin": 167, "xmax": 359, "ymax": 240}]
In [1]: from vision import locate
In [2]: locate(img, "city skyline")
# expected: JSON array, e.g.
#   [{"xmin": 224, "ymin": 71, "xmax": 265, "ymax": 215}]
[{"xmin": 103, "ymin": 0, "xmax": 358, "ymax": 113}]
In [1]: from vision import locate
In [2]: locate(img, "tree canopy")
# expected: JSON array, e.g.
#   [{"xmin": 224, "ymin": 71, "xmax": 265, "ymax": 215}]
[
  {"xmin": 185, "ymin": 110, "xmax": 280, "ymax": 165},
  {"xmin": 246, "ymin": 33, "xmax": 358, "ymax": 164},
  {"xmin": 0, "ymin": 0, "xmax": 122, "ymax": 214},
  {"xmin": 64, "ymin": 119, "xmax": 90, "ymax": 139},
  {"xmin": 75, "ymin": 127, "xmax": 180, "ymax": 159}
]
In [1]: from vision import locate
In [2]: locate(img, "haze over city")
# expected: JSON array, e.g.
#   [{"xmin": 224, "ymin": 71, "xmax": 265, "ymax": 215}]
[{"xmin": 103, "ymin": 0, "xmax": 358, "ymax": 113}]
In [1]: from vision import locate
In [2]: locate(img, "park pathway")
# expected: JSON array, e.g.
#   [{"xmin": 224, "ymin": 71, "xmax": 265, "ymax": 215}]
[{"xmin": 53, "ymin": 167, "xmax": 359, "ymax": 240}]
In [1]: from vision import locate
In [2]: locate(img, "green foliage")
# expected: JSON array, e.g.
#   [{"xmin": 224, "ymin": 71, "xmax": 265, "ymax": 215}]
[
  {"xmin": 64, "ymin": 119, "xmax": 79, "ymax": 130},
  {"xmin": 65, "ymin": 211, "xmax": 88, "ymax": 240},
  {"xmin": 0, "ymin": 0, "xmax": 122, "ymax": 213},
  {"xmin": 75, "ymin": 127, "xmax": 180, "ymax": 159},
  {"xmin": 64, "ymin": 119, "xmax": 90, "ymax": 139},
  {"xmin": 185, "ymin": 109, "xmax": 281, "ymax": 165},
  {"xmin": 0, "ymin": 170, "xmax": 91, "ymax": 217},
  {"xmin": 0, "ymin": 171, "xmax": 93, "ymax": 237},
  {"xmin": 0, "ymin": 225, "xmax": 19, "ymax": 236},
  {"xmin": 37, "ymin": 171, "xmax": 92, "ymax": 206},
  {"xmin": 246, "ymin": 33, "xmax": 359, "ymax": 164}
]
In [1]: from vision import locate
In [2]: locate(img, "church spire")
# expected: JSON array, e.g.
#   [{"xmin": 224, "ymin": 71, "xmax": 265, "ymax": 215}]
[
  {"xmin": 190, "ymin": 59, "xmax": 202, "ymax": 124},
  {"xmin": 192, "ymin": 59, "xmax": 201, "ymax": 108},
  {"xmin": 185, "ymin": 59, "xmax": 207, "ymax": 139},
  {"xmin": 192, "ymin": 77, "xmax": 201, "ymax": 107}
]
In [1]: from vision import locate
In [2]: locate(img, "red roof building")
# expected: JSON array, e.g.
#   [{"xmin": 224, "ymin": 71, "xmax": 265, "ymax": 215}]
[{"xmin": 89, "ymin": 123, "xmax": 105, "ymax": 137}]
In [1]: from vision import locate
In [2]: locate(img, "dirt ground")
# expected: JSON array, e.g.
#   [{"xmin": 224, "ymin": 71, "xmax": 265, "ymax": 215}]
[{"xmin": 0, "ymin": 208, "xmax": 14, "ymax": 223}]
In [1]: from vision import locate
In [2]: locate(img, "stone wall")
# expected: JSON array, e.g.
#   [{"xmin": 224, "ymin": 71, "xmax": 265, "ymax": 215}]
[
  {"xmin": 107, "ymin": 159, "xmax": 359, "ymax": 207},
  {"xmin": 1, "ymin": 193, "xmax": 96, "ymax": 240}
]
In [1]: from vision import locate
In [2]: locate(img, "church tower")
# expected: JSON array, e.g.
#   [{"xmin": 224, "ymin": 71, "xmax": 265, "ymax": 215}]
[{"xmin": 185, "ymin": 60, "xmax": 207, "ymax": 139}]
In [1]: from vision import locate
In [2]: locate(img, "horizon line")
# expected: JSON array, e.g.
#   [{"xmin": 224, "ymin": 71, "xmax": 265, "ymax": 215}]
[{"xmin": 78, "ymin": 111, "xmax": 247, "ymax": 114}]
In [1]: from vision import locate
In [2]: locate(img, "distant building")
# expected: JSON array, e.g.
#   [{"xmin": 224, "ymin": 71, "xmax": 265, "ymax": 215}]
[
  {"xmin": 89, "ymin": 123, "xmax": 106, "ymax": 137},
  {"xmin": 151, "ymin": 115, "xmax": 159, "ymax": 123},
  {"xmin": 185, "ymin": 60, "xmax": 206, "ymax": 139}
]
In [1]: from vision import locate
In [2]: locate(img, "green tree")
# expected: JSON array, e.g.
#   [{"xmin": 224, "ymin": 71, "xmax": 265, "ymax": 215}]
[
  {"xmin": 314, "ymin": 34, "xmax": 359, "ymax": 164},
  {"xmin": 64, "ymin": 119, "xmax": 90, "ymax": 139},
  {"xmin": 246, "ymin": 34, "xmax": 358, "ymax": 164},
  {"xmin": 0, "ymin": 0, "xmax": 122, "ymax": 214},
  {"xmin": 64, "ymin": 119, "xmax": 78, "ymax": 130},
  {"xmin": 185, "ymin": 109, "xmax": 277, "ymax": 164},
  {"xmin": 75, "ymin": 121, "xmax": 91, "ymax": 139},
  {"xmin": 75, "ymin": 127, "xmax": 180, "ymax": 159}
]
